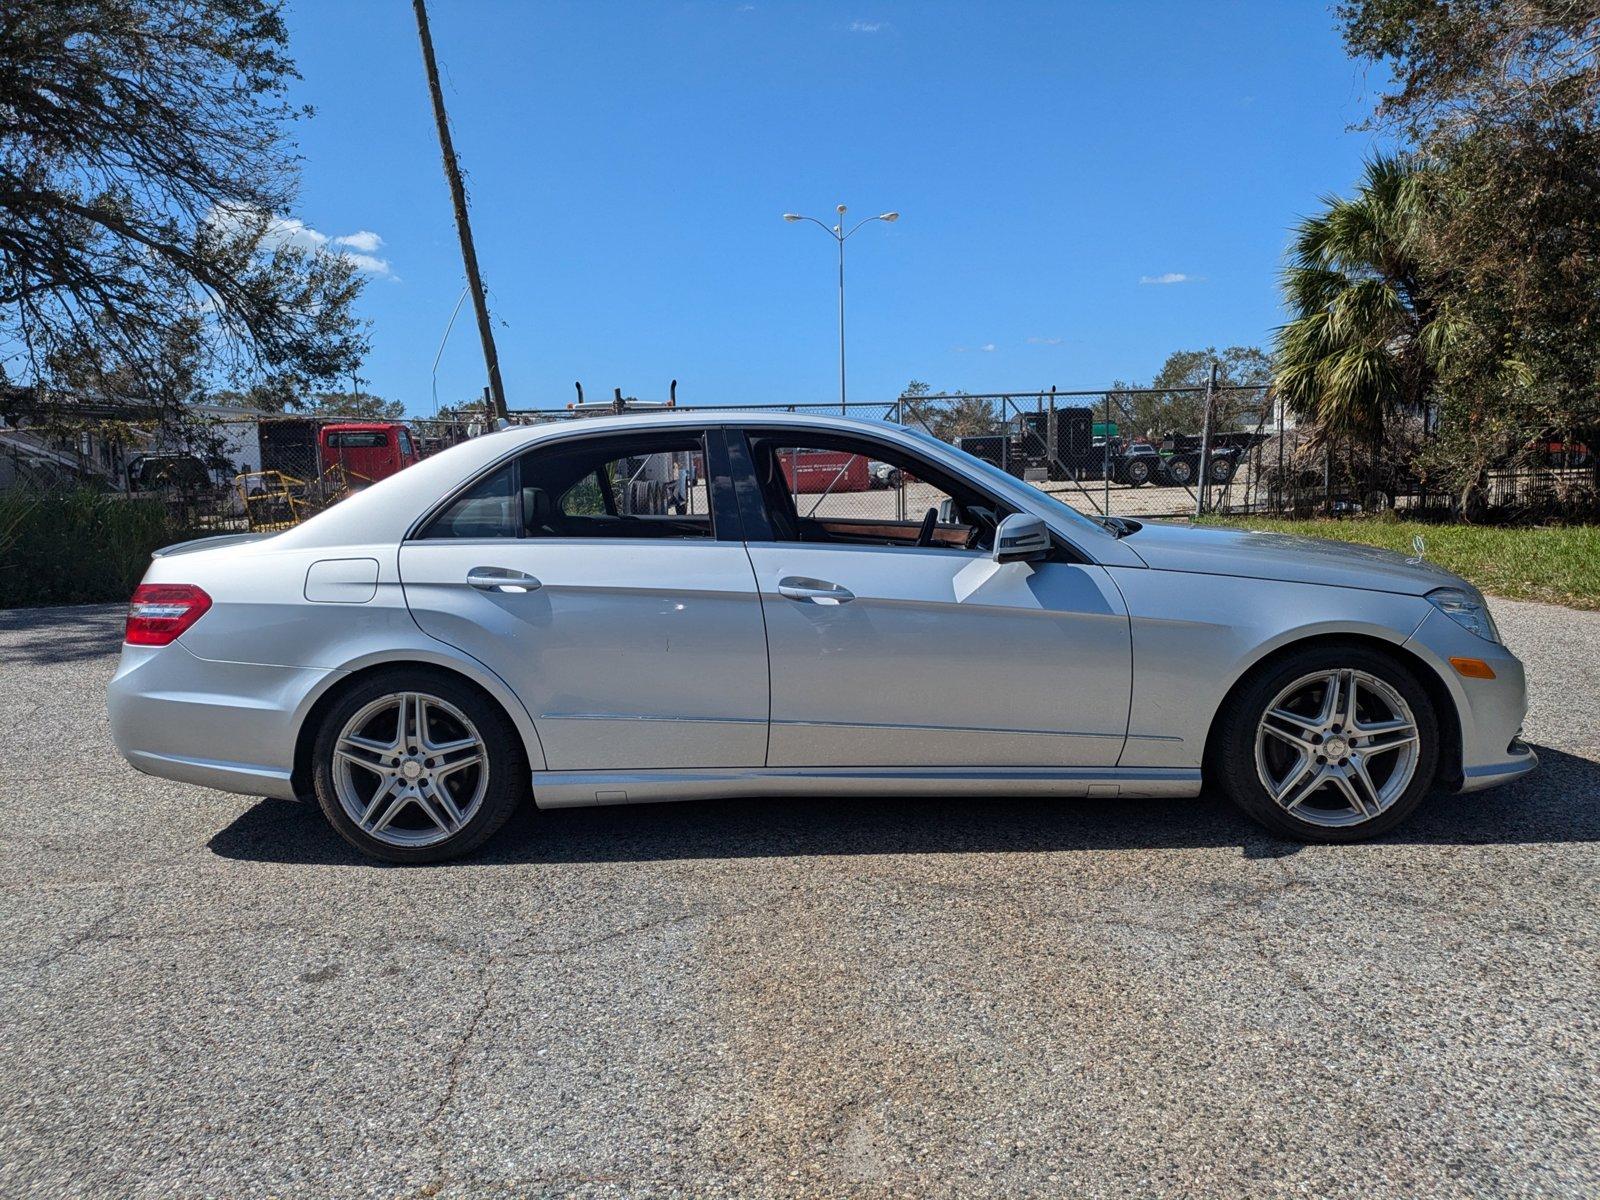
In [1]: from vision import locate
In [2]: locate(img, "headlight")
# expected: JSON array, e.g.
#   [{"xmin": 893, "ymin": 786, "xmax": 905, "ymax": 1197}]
[{"xmin": 1427, "ymin": 587, "xmax": 1500, "ymax": 644}]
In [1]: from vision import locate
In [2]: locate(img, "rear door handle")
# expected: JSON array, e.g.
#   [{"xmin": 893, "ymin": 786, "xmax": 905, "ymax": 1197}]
[
  {"xmin": 778, "ymin": 576, "xmax": 854, "ymax": 604},
  {"xmin": 467, "ymin": 566, "xmax": 541, "ymax": 593}
]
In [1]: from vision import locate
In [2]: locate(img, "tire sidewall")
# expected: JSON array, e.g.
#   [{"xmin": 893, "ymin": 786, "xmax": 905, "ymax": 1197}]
[
  {"xmin": 1217, "ymin": 644, "xmax": 1440, "ymax": 843},
  {"xmin": 312, "ymin": 669, "xmax": 525, "ymax": 863}
]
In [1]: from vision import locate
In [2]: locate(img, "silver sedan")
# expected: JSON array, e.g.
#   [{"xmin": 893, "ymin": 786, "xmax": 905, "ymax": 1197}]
[{"xmin": 108, "ymin": 412, "xmax": 1535, "ymax": 862}]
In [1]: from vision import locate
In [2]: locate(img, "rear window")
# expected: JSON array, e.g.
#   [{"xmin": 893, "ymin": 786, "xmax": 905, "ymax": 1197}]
[{"xmin": 326, "ymin": 431, "xmax": 389, "ymax": 448}]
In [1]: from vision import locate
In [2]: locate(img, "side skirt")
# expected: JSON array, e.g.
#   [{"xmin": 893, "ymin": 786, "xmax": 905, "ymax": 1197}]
[{"xmin": 530, "ymin": 766, "xmax": 1202, "ymax": 809}]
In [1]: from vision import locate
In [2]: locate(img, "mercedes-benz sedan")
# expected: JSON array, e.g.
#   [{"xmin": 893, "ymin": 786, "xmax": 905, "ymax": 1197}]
[{"xmin": 108, "ymin": 412, "xmax": 1535, "ymax": 862}]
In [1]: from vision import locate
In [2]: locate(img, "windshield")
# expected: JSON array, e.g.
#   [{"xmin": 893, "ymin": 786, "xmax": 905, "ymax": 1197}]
[{"xmin": 898, "ymin": 425, "xmax": 1109, "ymax": 537}]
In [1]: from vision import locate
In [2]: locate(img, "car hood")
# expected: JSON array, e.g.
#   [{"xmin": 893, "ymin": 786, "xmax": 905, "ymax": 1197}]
[{"xmin": 1124, "ymin": 521, "xmax": 1465, "ymax": 596}]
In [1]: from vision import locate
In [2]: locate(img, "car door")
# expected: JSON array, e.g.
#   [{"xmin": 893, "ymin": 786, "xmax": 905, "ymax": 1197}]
[
  {"xmin": 733, "ymin": 426, "xmax": 1132, "ymax": 768},
  {"xmin": 397, "ymin": 427, "xmax": 769, "ymax": 771}
]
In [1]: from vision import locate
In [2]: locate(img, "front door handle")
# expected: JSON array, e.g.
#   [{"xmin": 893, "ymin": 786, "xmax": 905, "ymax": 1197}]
[
  {"xmin": 467, "ymin": 566, "xmax": 541, "ymax": 593},
  {"xmin": 778, "ymin": 576, "xmax": 855, "ymax": 604}
]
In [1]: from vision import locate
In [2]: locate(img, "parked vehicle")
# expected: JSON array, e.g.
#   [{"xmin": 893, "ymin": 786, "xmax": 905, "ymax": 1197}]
[
  {"xmin": 318, "ymin": 422, "xmax": 420, "ymax": 484},
  {"xmin": 108, "ymin": 412, "xmax": 1534, "ymax": 862},
  {"xmin": 125, "ymin": 453, "xmax": 214, "ymax": 493}
]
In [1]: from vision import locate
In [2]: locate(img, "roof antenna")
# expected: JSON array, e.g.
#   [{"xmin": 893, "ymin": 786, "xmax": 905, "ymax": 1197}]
[
  {"xmin": 669, "ymin": 379, "xmax": 677, "ymax": 408},
  {"xmin": 569, "ymin": 380, "xmax": 583, "ymax": 410},
  {"xmin": 613, "ymin": 387, "xmax": 626, "ymax": 413}
]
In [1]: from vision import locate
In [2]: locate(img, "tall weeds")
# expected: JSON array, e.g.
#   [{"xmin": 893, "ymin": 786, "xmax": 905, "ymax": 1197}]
[{"xmin": 0, "ymin": 487, "xmax": 180, "ymax": 608}]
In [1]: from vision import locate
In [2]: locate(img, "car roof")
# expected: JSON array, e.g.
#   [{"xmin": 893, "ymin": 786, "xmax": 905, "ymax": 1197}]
[{"xmin": 501, "ymin": 409, "xmax": 901, "ymax": 442}]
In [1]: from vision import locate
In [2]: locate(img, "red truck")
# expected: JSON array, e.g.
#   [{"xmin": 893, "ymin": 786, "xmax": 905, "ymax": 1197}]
[{"xmin": 317, "ymin": 422, "xmax": 420, "ymax": 483}]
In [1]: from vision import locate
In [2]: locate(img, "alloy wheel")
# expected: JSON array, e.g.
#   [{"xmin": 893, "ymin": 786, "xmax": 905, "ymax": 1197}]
[
  {"xmin": 1253, "ymin": 668, "xmax": 1420, "ymax": 828},
  {"xmin": 331, "ymin": 691, "xmax": 490, "ymax": 848}
]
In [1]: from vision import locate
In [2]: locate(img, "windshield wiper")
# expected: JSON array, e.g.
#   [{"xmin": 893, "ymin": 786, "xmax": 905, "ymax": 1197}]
[{"xmin": 1099, "ymin": 515, "xmax": 1134, "ymax": 538}]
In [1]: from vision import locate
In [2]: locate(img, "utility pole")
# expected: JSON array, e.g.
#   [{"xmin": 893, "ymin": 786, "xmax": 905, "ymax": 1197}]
[{"xmin": 413, "ymin": 0, "xmax": 508, "ymax": 422}]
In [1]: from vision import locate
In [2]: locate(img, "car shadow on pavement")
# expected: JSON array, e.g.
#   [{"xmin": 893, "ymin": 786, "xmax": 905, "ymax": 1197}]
[
  {"xmin": 208, "ymin": 743, "xmax": 1598, "ymax": 867},
  {"xmin": 0, "ymin": 603, "xmax": 124, "ymax": 665}
]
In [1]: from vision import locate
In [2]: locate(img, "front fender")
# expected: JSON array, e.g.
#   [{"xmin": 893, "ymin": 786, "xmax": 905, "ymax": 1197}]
[{"xmin": 1107, "ymin": 568, "xmax": 1434, "ymax": 769}]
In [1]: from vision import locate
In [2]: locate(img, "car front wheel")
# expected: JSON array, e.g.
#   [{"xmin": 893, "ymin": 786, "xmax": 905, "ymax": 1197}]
[
  {"xmin": 1213, "ymin": 645, "xmax": 1439, "ymax": 842},
  {"xmin": 312, "ymin": 670, "xmax": 525, "ymax": 863}
]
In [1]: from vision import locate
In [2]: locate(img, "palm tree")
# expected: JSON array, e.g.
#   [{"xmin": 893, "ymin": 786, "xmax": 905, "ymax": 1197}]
[{"xmin": 1275, "ymin": 155, "xmax": 1453, "ymax": 443}]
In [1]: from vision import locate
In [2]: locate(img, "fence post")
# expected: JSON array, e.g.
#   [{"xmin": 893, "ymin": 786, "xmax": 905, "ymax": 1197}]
[
  {"xmin": 1276, "ymin": 389, "xmax": 1284, "ymax": 513},
  {"xmin": 1193, "ymin": 361, "xmax": 1217, "ymax": 519},
  {"xmin": 1102, "ymin": 390, "xmax": 1111, "ymax": 517}
]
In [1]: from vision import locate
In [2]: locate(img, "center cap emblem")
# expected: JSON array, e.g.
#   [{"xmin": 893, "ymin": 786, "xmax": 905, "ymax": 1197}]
[
  {"xmin": 402, "ymin": 760, "xmax": 423, "ymax": 780},
  {"xmin": 1324, "ymin": 737, "xmax": 1349, "ymax": 759}
]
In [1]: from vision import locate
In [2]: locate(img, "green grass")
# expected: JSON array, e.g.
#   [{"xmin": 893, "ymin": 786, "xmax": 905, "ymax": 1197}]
[
  {"xmin": 0, "ymin": 486, "xmax": 185, "ymax": 608},
  {"xmin": 1201, "ymin": 515, "xmax": 1600, "ymax": 610}
]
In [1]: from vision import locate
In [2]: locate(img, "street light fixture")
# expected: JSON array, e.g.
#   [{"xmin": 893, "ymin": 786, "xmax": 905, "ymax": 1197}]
[{"xmin": 783, "ymin": 203, "xmax": 900, "ymax": 413}]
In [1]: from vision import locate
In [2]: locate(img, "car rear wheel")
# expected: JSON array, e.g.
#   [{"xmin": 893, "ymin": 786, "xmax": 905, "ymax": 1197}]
[
  {"xmin": 1213, "ymin": 645, "xmax": 1439, "ymax": 842},
  {"xmin": 312, "ymin": 670, "xmax": 525, "ymax": 863}
]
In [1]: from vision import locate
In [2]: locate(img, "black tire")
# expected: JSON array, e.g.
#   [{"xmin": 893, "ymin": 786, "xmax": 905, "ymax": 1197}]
[
  {"xmin": 1165, "ymin": 457, "xmax": 1195, "ymax": 486},
  {"xmin": 312, "ymin": 668, "xmax": 526, "ymax": 863},
  {"xmin": 1122, "ymin": 458, "xmax": 1152, "ymax": 486},
  {"xmin": 1208, "ymin": 456, "xmax": 1236, "ymax": 484},
  {"xmin": 1210, "ymin": 643, "xmax": 1440, "ymax": 843}
]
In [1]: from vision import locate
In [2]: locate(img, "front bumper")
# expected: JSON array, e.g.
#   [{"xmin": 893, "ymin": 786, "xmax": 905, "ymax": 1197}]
[
  {"xmin": 107, "ymin": 641, "xmax": 340, "ymax": 801},
  {"xmin": 1404, "ymin": 608, "xmax": 1537, "ymax": 794}
]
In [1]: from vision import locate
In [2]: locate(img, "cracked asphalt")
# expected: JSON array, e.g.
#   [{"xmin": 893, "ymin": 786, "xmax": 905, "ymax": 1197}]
[{"xmin": 1, "ymin": 599, "xmax": 1597, "ymax": 1199}]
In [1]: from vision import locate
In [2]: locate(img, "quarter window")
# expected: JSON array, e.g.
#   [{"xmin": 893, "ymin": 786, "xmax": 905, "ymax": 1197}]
[{"xmin": 419, "ymin": 462, "xmax": 518, "ymax": 539}]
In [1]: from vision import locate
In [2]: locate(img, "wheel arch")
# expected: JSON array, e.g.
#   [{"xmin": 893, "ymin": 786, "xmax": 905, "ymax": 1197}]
[
  {"xmin": 290, "ymin": 652, "xmax": 547, "ymax": 798},
  {"xmin": 1200, "ymin": 632, "xmax": 1462, "ymax": 791}
]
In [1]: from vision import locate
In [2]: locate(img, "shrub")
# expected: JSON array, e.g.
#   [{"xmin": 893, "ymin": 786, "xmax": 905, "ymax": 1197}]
[{"xmin": 0, "ymin": 486, "xmax": 183, "ymax": 608}]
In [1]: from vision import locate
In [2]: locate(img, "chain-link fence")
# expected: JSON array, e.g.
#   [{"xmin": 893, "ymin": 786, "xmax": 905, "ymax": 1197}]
[
  {"xmin": 5, "ymin": 386, "xmax": 1593, "ymax": 534},
  {"xmin": 505, "ymin": 388, "xmax": 1594, "ymax": 525}
]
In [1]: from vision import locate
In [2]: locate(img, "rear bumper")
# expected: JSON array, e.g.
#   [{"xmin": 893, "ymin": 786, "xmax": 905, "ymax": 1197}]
[{"xmin": 107, "ymin": 642, "xmax": 338, "ymax": 801}]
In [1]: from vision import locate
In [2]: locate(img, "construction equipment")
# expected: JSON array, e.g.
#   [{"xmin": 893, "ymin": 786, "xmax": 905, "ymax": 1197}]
[{"xmin": 235, "ymin": 462, "xmax": 373, "ymax": 532}]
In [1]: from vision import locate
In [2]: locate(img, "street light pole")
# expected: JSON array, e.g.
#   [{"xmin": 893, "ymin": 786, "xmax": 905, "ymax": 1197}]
[
  {"xmin": 784, "ymin": 205, "xmax": 899, "ymax": 414},
  {"xmin": 836, "ymin": 208, "xmax": 846, "ymax": 414}
]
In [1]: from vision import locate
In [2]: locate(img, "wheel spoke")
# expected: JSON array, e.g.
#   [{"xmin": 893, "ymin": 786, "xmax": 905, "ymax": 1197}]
[
  {"xmin": 1274, "ymin": 756, "xmax": 1321, "ymax": 807},
  {"xmin": 1328, "ymin": 769, "xmax": 1375, "ymax": 819},
  {"xmin": 434, "ymin": 752, "xmax": 484, "ymax": 780},
  {"xmin": 1315, "ymin": 671, "xmax": 1342, "ymax": 726},
  {"xmin": 1261, "ymin": 721, "xmax": 1309, "ymax": 750},
  {"xmin": 1339, "ymin": 670, "xmax": 1360, "ymax": 730},
  {"xmin": 1347, "ymin": 755, "xmax": 1384, "ymax": 816},
  {"xmin": 416, "ymin": 781, "xmax": 462, "ymax": 832},
  {"xmin": 1363, "ymin": 726, "xmax": 1418, "ymax": 756},
  {"xmin": 423, "ymin": 733, "xmax": 479, "ymax": 756},
  {"xmin": 361, "ymin": 780, "xmax": 406, "ymax": 832},
  {"xmin": 1266, "ymin": 707, "xmax": 1320, "ymax": 735},
  {"xmin": 407, "ymin": 693, "xmax": 428, "ymax": 752},
  {"xmin": 335, "ymin": 739, "xmax": 389, "ymax": 774}
]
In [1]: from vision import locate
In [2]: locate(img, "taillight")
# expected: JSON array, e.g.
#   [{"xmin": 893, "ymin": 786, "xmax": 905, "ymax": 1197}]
[{"xmin": 125, "ymin": 583, "xmax": 212, "ymax": 646}]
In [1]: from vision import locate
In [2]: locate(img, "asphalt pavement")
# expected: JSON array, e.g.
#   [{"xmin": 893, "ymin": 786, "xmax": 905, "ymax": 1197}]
[{"xmin": 1, "ymin": 598, "xmax": 1596, "ymax": 1198}]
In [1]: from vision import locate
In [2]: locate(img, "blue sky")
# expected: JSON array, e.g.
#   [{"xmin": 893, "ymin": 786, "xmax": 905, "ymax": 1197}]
[{"xmin": 282, "ymin": 1, "xmax": 1391, "ymax": 415}]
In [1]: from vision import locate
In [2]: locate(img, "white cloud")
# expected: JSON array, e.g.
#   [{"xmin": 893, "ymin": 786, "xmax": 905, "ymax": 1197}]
[
  {"xmin": 333, "ymin": 230, "xmax": 383, "ymax": 253},
  {"xmin": 980, "ymin": 343, "xmax": 996, "ymax": 352},
  {"xmin": 1027, "ymin": 336, "xmax": 1063, "ymax": 346},
  {"xmin": 849, "ymin": 19, "xmax": 886, "ymax": 32},
  {"xmin": 216, "ymin": 211, "xmax": 395, "ymax": 279},
  {"xmin": 1139, "ymin": 272, "xmax": 1201, "ymax": 285}
]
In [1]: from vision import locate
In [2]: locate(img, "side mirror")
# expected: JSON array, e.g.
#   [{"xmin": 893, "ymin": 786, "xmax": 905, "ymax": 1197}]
[{"xmin": 993, "ymin": 513, "xmax": 1050, "ymax": 563}]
